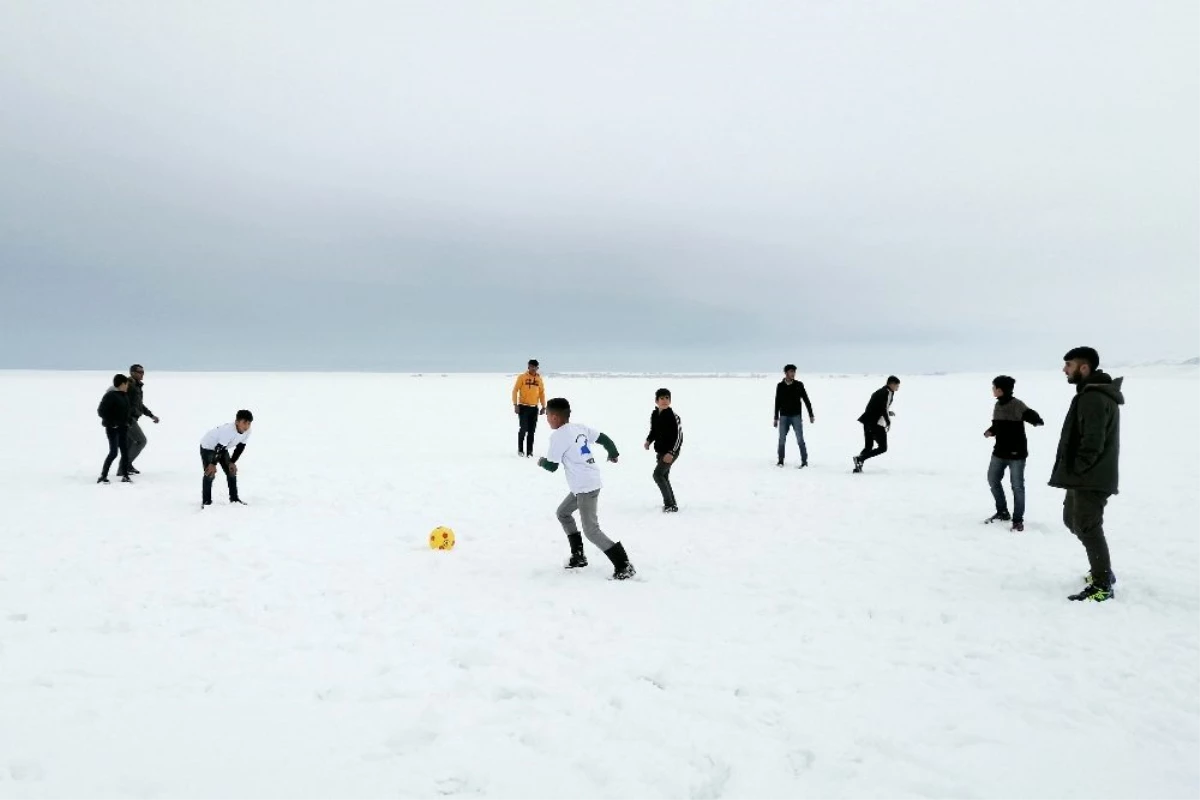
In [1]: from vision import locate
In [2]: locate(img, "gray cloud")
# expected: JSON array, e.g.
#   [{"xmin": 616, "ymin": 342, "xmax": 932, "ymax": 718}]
[{"xmin": 2, "ymin": 0, "xmax": 1196, "ymax": 373}]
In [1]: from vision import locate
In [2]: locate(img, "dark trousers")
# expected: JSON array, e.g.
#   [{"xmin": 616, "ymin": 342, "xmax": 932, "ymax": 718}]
[
  {"xmin": 127, "ymin": 420, "xmax": 148, "ymax": 465},
  {"xmin": 1064, "ymin": 489, "xmax": 1113, "ymax": 587},
  {"xmin": 517, "ymin": 405, "xmax": 539, "ymax": 456},
  {"xmin": 102, "ymin": 426, "xmax": 129, "ymax": 478},
  {"xmin": 653, "ymin": 453, "xmax": 677, "ymax": 507},
  {"xmin": 200, "ymin": 447, "xmax": 240, "ymax": 504},
  {"xmin": 988, "ymin": 456, "xmax": 1027, "ymax": 521},
  {"xmin": 859, "ymin": 423, "xmax": 888, "ymax": 461}
]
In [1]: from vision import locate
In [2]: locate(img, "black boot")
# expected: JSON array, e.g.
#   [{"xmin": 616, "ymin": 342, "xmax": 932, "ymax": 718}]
[
  {"xmin": 604, "ymin": 542, "xmax": 636, "ymax": 580},
  {"xmin": 565, "ymin": 533, "xmax": 588, "ymax": 568}
]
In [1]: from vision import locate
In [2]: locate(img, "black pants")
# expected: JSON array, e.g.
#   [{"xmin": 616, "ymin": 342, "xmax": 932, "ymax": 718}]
[
  {"xmin": 859, "ymin": 423, "xmax": 888, "ymax": 461},
  {"xmin": 102, "ymin": 426, "xmax": 129, "ymax": 478},
  {"xmin": 1064, "ymin": 489, "xmax": 1112, "ymax": 587},
  {"xmin": 517, "ymin": 405, "xmax": 539, "ymax": 456},
  {"xmin": 200, "ymin": 447, "xmax": 240, "ymax": 504},
  {"xmin": 653, "ymin": 453, "xmax": 677, "ymax": 507}
]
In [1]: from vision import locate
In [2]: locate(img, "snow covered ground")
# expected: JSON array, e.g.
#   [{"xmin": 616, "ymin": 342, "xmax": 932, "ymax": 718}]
[{"xmin": 0, "ymin": 368, "xmax": 1197, "ymax": 799}]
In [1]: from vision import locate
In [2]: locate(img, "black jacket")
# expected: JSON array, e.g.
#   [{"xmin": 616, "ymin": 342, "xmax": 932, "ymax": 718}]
[
  {"xmin": 775, "ymin": 380, "xmax": 813, "ymax": 418},
  {"xmin": 986, "ymin": 395, "xmax": 1044, "ymax": 460},
  {"xmin": 129, "ymin": 380, "xmax": 154, "ymax": 420},
  {"xmin": 858, "ymin": 386, "xmax": 893, "ymax": 427},
  {"xmin": 646, "ymin": 408, "xmax": 683, "ymax": 457},
  {"xmin": 97, "ymin": 389, "xmax": 131, "ymax": 429},
  {"xmin": 1049, "ymin": 371, "xmax": 1124, "ymax": 495}
]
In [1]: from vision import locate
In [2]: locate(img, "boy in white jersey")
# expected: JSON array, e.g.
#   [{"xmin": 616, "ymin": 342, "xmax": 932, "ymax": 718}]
[
  {"xmin": 199, "ymin": 410, "xmax": 253, "ymax": 507},
  {"xmin": 537, "ymin": 397, "xmax": 636, "ymax": 580}
]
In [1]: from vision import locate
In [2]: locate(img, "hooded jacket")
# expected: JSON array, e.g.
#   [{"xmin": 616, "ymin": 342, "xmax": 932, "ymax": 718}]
[
  {"xmin": 97, "ymin": 387, "xmax": 131, "ymax": 429},
  {"xmin": 1048, "ymin": 371, "xmax": 1124, "ymax": 494}
]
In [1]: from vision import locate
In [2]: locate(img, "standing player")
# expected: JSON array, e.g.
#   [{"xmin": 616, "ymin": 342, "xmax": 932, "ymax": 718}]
[
  {"xmin": 537, "ymin": 397, "xmax": 636, "ymax": 579},
  {"xmin": 512, "ymin": 359, "xmax": 546, "ymax": 457}
]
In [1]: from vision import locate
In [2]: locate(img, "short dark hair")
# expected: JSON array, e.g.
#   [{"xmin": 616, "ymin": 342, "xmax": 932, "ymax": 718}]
[
  {"xmin": 528, "ymin": 359, "xmax": 539, "ymax": 367},
  {"xmin": 113, "ymin": 373, "xmax": 129, "ymax": 388},
  {"xmin": 130, "ymin": 364, "xmax": 144, "ymax": 373},
  {"xmin": 993, "ymin": 375, "xmax": 1016, "ymax": 394},
  {"xmin": 655, "ymin": 388, "xmax": 671, "ymax": 400},
  {"xmin": 236, "ymin": 409, "xmax": 254, "ymax": 422},
  {"xmin": 1063, "ymin": 347, "xmax": 1099, "ymax": 371},
  {"xmin": 546, "ymin": 397, "xmax": 571, "ymax": 416},
  {"xmin": 783, "ymin": 364, "xmax": 797, "ymax": 372},
  {"xmin": 886, "ymin": 375, "xmax": 901, "ymax": 385}
]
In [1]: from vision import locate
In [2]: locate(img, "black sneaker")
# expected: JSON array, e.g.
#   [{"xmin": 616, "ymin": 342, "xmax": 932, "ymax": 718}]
[
  {"xmin": 565, "ymin": 552, "xmax": 588, "ymax": 569},
  {"xmin": 776, "ymin": 460, "xmax": 784, "ymax": 467},
  {"xmin": 852, "ymin": 456, "xmax": 863, "ymax": 473},
  {"xmin": 1011, "ymin": 521, "xmax": 1025, "ymax": 532},
  {"xmin": 231, "ymin": 499, "xmax": 246, "ymax": 505},
  {"xmin": 986, "ymin": 511, "xmax": 1012, "ymax": 523},
  {"xmin": 127, "ymin": 466, "xmax": 141, "ymax": 475},
  {"xmin": 97, "ymin": 476, "xmax": 110, "ymax": 484},
  {"xmin": 121, "ymin": 475, "xmax": 132, "ymax": 483},
  {"xmin": 612, "ymin": 562, "xmax": 637, "ymax": 580},
  {"xmin": 799, "ymin": 462, "xmax": 808, "ymax": 469},
  {"xmin": 663, "ymin": 505, "xmax": 679, "ymax": 513},
  {"xmin": 1069, "ymin": 583, "xmax": 1114, "ymax": 602}
]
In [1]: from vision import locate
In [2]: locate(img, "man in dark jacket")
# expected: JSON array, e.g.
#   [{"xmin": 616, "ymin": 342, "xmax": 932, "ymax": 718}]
[
  {"xmin": 983, "ymin": 375, "xmax": 1044, "ymax": 531},
  {"xmin": 96, "ymin": 374, "xmax": 133, "ymax": 484},
  {"xmin": 125, "ymin": 363, "xmax": 161, "ymax": 474},
  {"xmin": 773, "ymin": 364, "xmax": 814, "ymax": 467},
  {"xmin": 644, "ymin": 388, "xmax": 683, "ymax": 512},
  {"xmin": 1049, "ymin": 347, "xmax": 1124, "ymax": 602},
  {"xmin": 853, "ymin": 376, "xmax": 900, "ymax": 473}
]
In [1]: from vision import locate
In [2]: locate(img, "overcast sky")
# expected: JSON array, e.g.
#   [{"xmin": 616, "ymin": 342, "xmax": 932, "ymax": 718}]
[{"xmin": 1, "ymin": 1, "xmax": 1196, "ymax": 373}]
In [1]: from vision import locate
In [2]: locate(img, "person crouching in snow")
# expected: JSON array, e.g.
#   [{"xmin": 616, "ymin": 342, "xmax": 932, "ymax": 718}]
[
  {"xmin": 537, "ymin": 397, "xmax": 636, "ymax": 580},
  {"xmin": 200, "ymin": 410, "xmax": 253, "ymax": 507}
]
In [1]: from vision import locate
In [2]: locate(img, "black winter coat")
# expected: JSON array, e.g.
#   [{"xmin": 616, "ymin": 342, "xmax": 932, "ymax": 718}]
[
  {"xmin": 1048, "ymin": 371, "xmax": 1124, "ymax": 495},
  {"xmin": 97, "ymin": 389, "xmax": 131, "ymax": 429}
]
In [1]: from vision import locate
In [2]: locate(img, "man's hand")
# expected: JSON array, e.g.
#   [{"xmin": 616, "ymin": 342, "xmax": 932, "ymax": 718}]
[
  {"xmin": 889, "ymin": 411, "xmax": 895, "ymax": 417},
  {"xmin": 809, "ymin": 415, "xmax": 815, "ymax": 424},
  {"xmin": 536, "ymin": 457, "xmax": 546, "ymax": 468},
  {"xmin": 608, "ymin": 455, "xmax": 619, "ymax": 464},
  {"xmin": 984, "ymin": 430, "xmax": 995, "ymax": 438},
  {"xmin": 539, "ymin": 407, "xmax": 546, "ymax": 416},
  {"xmin": 514, "ymin": 404, "xmax": 519, "ymax": 415},
  {"xmin": 663, "ymin": 453, "xmax": 674, "ymax": 464},
  {"xmin": 773, "ymin": 418, "xmax": 779, "ymax": 428},
  {"xmin": 229, "ymin": 462, "xmax": 238, "ymax": 476},
  {"xmin": 151, "ymin": 416, "xmax": 161, "ymax": 424},
  {"xmin": 204, "ymin": 464, "xmax": 217, "ymax": 477},
  {"xmin": 643, "ymin": 441, "xmax": 651, "ymax": 450}
]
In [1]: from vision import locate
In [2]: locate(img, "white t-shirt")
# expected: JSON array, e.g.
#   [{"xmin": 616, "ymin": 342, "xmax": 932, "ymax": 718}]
[
  {"xmin": 544, "ymin": 422, "xmax": 605, "ymax": 495},
  {"xmin": 201, "ymin": 422, "xmax": 251, "ymax": 452}
]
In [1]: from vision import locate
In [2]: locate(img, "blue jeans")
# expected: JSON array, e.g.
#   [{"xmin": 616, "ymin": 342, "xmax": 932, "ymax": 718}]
[
  {"xmin": 988, "ymin": 456, "xmax": 1026, "ymax": 521},
  {"xmin": 777, "ymin": 415, "xmax": 807, "ymax": 463}
]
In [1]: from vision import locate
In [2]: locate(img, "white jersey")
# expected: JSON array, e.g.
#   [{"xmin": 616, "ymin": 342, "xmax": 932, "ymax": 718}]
[
  {"xmin": 545, "ymin": 422, "xmax": 605, "ymax": 495},
  {"xmin": 200, "ymin": 422, "xmax": 251, "ymax": 452}
]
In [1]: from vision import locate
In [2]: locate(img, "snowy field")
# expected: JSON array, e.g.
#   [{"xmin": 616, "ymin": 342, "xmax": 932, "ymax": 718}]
[{"xmin": 0, "ymin": 368, "xmax": 1197, "ymax": 799}]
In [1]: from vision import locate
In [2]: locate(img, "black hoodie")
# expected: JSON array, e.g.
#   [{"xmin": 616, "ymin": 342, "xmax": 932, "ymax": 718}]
[
  {"xmin": 1049, "ymin": 371, "xmax": 1125, "ymax": 495},
  {"xmin": 97, "ymin": 388, "xmax": 131, "ymax": 429}
]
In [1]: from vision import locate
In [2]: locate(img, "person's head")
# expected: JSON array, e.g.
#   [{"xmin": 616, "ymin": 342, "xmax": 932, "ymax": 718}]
[
  {"xmin": 235, "ymin": 409, "xmax": 254, "ymax": 434},
  {"xmin": 113, "ymin": 374, "xmax": 129, "ymax": 391},
  {"xmin": 992, "ymin": 375, "xmax": 1016, "ymax": 398},
  {"xmin": 129, "ymin": 364, "xmax": 145, "ymax": 382},
  {"xmin": 655, "ymin": 388, "xmax": 672, "ymax": 409},
  {"xmin": 1062, "ymin": 347, "xmax": 1099, "ymax": 384},
  {"xmin": 527, "ymin": 359, "xmax": 540, "ymax": 375},
  {"xmin": 886, "ymin": 375, "xmax": 901, "ymax": 391},
  {"xmin": 545, "ymin": 397, "xmax": 570, "ymax": 429},
  {"xmin": 783, "ymin": 364, "xmax": 797, "ymax": 380}
]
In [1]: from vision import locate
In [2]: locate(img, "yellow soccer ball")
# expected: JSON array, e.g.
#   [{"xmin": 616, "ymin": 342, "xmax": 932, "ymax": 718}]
[{"xmin": 429, "ymin": 526, "xmax": 455, "ymax": 551}]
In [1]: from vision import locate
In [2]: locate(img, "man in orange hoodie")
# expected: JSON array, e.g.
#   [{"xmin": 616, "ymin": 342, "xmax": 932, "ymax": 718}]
[{"xmin": 512, "ymin": 359, "xmax": 547, "ymax": 457}]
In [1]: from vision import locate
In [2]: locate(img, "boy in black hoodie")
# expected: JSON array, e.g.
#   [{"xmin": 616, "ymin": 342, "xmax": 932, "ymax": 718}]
[
  {"xmin": 644, "ymin": 388, "xmax": 683, "ymax": 511},
  {"xmin": 983, "ymin": 375, "xmax": 1044, "ymax": 531},
  {"xmin": 96, "ymin": 374, "xmax": 133, "ymax": 483}
]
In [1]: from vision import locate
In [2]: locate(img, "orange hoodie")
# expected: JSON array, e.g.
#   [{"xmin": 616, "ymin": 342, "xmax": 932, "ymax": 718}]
[{"xmin": 512, "ymin": 372, "xmax": 545, "ymax": 407}]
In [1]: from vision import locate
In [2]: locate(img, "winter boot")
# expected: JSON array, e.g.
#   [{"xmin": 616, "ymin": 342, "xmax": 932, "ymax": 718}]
[
  {"xmin": 565, "ymin": 533, "xmax": 588, "ymax": 569},
  {"xmin": 604, "ymin": 542, "xmax": 636, "ymax": 580},
  {"xmin": 986, "ymin": 511, "xmax": 1012, "ymax": 523},
  {"xmin": 1069, "ymin": 583, "xmax": 1114, "ymax": 602}
]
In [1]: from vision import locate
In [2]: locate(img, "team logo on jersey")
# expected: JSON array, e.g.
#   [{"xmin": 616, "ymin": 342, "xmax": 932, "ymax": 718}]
[{"xmin": 576, "ymin": 434, "xmax": 595, "ymax": 464}]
